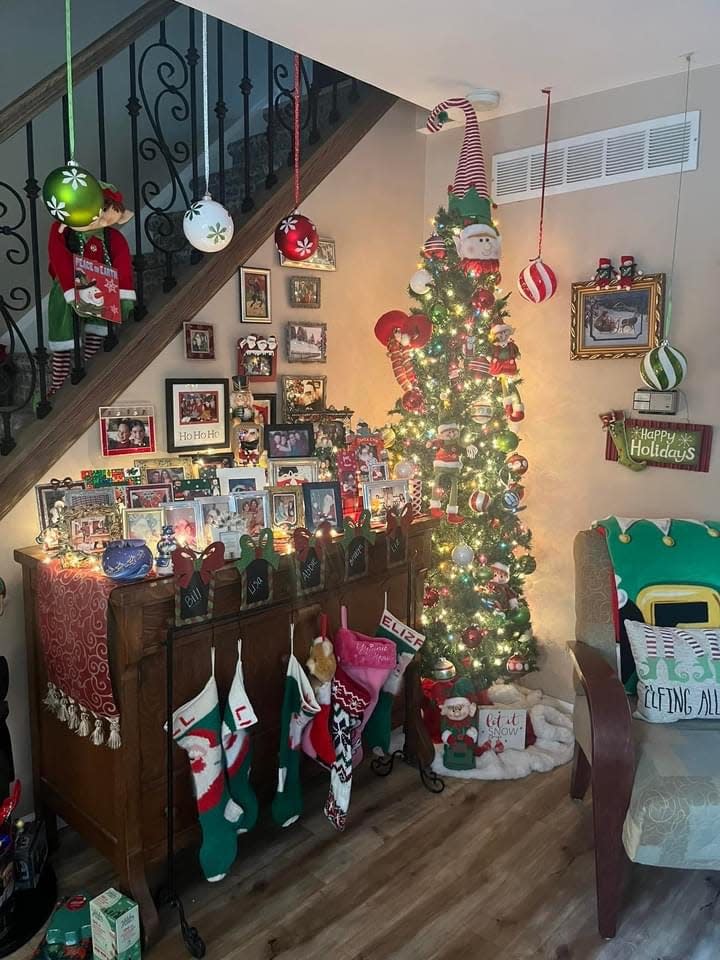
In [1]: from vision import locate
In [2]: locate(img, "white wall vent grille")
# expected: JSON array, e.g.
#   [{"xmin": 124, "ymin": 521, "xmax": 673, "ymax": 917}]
[{"xmin": 491, "ymin": 111, "xmax": 699, "ymax": 204}]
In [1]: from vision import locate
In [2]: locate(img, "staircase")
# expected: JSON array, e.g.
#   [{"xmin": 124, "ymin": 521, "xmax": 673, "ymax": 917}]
[{"xmin": 0, "ymin": 0, "xmax": 395, "ymax": 520}]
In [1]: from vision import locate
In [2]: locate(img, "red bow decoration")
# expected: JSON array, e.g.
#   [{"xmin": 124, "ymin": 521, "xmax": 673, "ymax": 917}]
[
  {"xmin": 293, "ymin": 521, "xmax": 333, "ymax": 562},
  {"xmin": 386, "ymin": 502, "xmax": 413, "ymax": 537},
  {"xmin": 171, "ymin": 542, "xmax": 225, "ymax": 589}
]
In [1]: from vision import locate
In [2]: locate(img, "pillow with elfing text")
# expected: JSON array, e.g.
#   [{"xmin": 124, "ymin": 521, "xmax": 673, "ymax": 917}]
[{"xmin": 625, "ymin": 620, "xmax": 720, "ymax": 723}]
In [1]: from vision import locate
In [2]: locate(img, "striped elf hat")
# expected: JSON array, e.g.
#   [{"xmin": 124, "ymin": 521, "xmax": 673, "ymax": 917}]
[
  {"xmin": 640, "ymin": 340, "xmax": 687, "ymax": 390},
  {"xmin": 426, "ymin": 98, "xmax": 492, "ymax": 223}
]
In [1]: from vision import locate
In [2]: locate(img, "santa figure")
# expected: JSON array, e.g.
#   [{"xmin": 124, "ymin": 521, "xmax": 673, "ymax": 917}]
[
  {"xmin": 47, "ymin": 184, "xmax": 135, "ymax": 394},
  {"xmin": 427, "ymin": 422, "xmax": 478, "ymax": 524},
  {"xmin": 488, "ymin": 323, "xmax": 519, "ymax": 377},
  {"xmin": 181, "ymin": 729, "xmax": 226, "ymax": 814},
  {"xmin": 488, "ymin": 561, "xmax": 519, "ymax": 612},
  {"xmin": 439, "ymin": 677, "xmax": 478, "ymax": 771},
  {"xmin": 454, "ymin": 222, "xmax": 502, "ymax": 278}
]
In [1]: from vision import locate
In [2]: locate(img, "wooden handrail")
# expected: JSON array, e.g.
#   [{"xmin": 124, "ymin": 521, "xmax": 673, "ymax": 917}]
[{"xmin": 0, "ymin": 0, "xmax": 177, "ymax": 146}]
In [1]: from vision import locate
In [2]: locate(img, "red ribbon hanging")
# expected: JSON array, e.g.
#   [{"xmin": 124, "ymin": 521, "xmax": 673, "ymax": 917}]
[
  {"xmin": 537, "ymin": 88, "xmax": 552, "ymax": 260},
  {"xmin": 293, "ymin": 52, "xmax": 301, "ymax": 210},
  {"xmin": 171, "ymin": 542, "xmax": 225, "ymax": 589}
]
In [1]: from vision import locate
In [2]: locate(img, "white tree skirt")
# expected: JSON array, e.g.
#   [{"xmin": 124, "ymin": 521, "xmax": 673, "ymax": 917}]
[{"xmin": 432, "ymin": 683, "xmax": 575, "ymax": 781}]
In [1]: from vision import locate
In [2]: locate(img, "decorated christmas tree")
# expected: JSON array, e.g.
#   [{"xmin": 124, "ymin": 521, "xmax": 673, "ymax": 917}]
[{"xmin": 376, "ymin": 98, "xmax": 537, "ymax": 687}]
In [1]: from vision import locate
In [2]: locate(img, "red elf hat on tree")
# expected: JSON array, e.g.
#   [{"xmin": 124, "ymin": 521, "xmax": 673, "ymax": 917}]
[
  {"xmin": 374, "ymin": 310, "xmax": 432, "ymax": 349},
  {"xmin": 426, "ymin": 97, "xmax": 493, "ymax": 224}
]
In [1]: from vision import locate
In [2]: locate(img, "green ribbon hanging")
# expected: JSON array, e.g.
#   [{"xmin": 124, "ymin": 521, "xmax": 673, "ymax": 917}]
[
  {"xmin": 235, "ymin": 528, "xmax": 280, "ymax": 573},
  {"xmin": 341, "ymin": 510, "xmax": 375, "ymax": 548}
]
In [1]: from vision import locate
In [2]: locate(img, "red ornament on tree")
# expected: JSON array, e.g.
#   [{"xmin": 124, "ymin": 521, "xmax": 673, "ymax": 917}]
[
  {"xmin": 402, "ymin": 388, "xmax": 426, "ymax": 413},
  {"xmin": 423, "ymin": 233, "xmax": 446, "ymax": 259},
  {"xmin": 462, "ymin": 625, "xmax": 485, "ymax": 648},
  {"xmin": 274, "ymin": 213, "xmax": 319, "ymax": 261},
  {"xmin": 423, "ymin": 586, "xmax": 440, "ymax": 608},
  {"xmin": 471, "ymin": 288, "xmax": 495, "ymax": 312}
]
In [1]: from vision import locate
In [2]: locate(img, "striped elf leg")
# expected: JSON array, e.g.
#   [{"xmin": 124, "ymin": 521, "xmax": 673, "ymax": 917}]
[
  {"xmin": 49, "ymin": 352, "xmax": 72, "ymax": 395},
  {"xmin": 83, "ymin": 332, "xmax": 105, "ymax": 362}
]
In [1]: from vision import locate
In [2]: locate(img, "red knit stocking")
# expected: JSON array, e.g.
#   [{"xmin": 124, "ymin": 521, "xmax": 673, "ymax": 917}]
[{"xmin": 50, "ymin": 352, "xmax": 71, "ymax": 395}]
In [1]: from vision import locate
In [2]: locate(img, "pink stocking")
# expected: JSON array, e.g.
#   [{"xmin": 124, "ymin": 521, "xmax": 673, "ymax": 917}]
[{"xmin": 333, "ymin": 606, "xmax": 395, "ymax": 766}]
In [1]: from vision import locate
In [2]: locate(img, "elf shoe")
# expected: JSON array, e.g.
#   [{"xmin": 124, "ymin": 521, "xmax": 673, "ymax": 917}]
[
  {"xmin": 170, "ymin": 658, "xmax": 240, "ymax": 882},
  {"xmin": 222, "ymin": 640, "xmax": 259, "ymax": 834},
  {"xmin": 334, "ymin": 609, "xmax": 395, "ymax": 766}
]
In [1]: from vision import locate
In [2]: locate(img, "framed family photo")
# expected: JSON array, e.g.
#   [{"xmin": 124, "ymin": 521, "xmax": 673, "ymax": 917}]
[
  {"xmin": 269, "ymin": 486, "xmax": 303, "ymax": 534},
  {"xmin": 216, "ymin": 466, "xmax": 266, "ymax": 495},
  {"xmin": 237, "ymin": 336, "xmax": 278, "ymax": 382},
  {"xmin": 252, "ymin": 394, "xmax": 277, "ymax": 426},
  {"xmin": 363, "ymin": 479, "xmax": 410, "ymax": 525},
  {"xmin": 286, "ymin": 322, "xmax": 327, "ymax": 364},
  {"xmin": 195, "ymin": 496, "xmax": 234, "ymax": 546},
  {"xmin": 282, "ymin": 376, "xmax": 327, "ymax": 416},
  {"xmin": 570, "ymin": 273, "xmax": 665, "ymax": 360},
  {"xmin": 161, "ymin": 502, "xmax": 200, "ymax": 550},
  {"xmin": 314, "ymin": 421, "xmax": 346, "ymax": 450},
  {"xmin": 99, "ymin": 404, "xmax": 155, "ymax": 457},
  {"xmin": 269, "ymin": 458, "xmax": 319, "ymax": 486},
  {"xmin": 240, "ymin": 266, "xmax": 271, "ymax": 323},
  {"xmin": 184, "ymin": 322, "xmax": 215, "ymax": 360},
  {"xmin": 125, "ymin": 483, "xmax": 173, "ymax": 509},
  {"xmin": 59, "ymin": 504, "xmax": 123, "ymax": 555},
  {"xmin": 35, "ymin": 479, "xmax": 85, "ymax": 532},
  {"xmin": 232, "ymin": 491, "xmax": 269, "ymax": 537},
  {"xmin": 265, "ymin": 423, "xmax": 315, "ymax": 459},
  {"xmin": 124, "ymin": 507, "xmax": 163, "ymax": 553},
  {"xmin": 302, "ymin": 481, "xmax": 343, "ymax": 533},
  {"xmin": 279, "ymin": 238, "xmax": 336, "ymax": 271},
  {"xmin": 136, "ymin": 457, "xmax": 188, "ymax": 485},
  {"xmin": 289, "ymin": 275, "xmax": 321, "ymax": 308},
  {"xmin": 165, "ymin": 378, "xmax": 230, "ymax": 453}
]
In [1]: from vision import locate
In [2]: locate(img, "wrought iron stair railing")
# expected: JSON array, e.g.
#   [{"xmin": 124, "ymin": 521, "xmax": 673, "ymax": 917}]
[{"xmin": 0, "ymin": 0, "xmax": 369, "ymax": 468}]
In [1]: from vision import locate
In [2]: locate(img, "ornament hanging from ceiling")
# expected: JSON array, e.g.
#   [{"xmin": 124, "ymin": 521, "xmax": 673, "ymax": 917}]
[
  {"xmin": 273, "ymin": 54, "xmax": 319, "ymax": 262},
  {"xmin": 638, "ymin": 55, "xmax": 693, "ymax": 392},
  {"xmin": 42, "ymin": 0, "xmax": 103, "ymax": 228},
  {"xmin": 517, "ymin": 88, "xmax": 557, "ymax": 304},
  {"xmin": 183, "ymin": 13, "xmax": 234, "ymax": 252}
]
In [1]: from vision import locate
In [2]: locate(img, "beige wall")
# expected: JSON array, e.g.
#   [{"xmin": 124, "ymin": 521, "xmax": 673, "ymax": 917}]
[
  {"xmin": 0, "ymin": 101, "xmax": 425, "ymax": 812},
  {"xmin": 425, "ymin": 64, "xmax": 720, "ymax": 697}
]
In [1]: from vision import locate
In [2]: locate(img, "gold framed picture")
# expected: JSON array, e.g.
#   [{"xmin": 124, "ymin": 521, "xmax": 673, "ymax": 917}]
[
  {"xmin": 134, "ymin": 457, "xmax": 189, "ymax": 485},
  {"xmin": 570, "ymin": 273, "xmax": 665, "ymax": 360},
  {"xmin": 59, "ymin": 504, "xmax": 123, "ymax": 555},
  {"xmin": 239, "ymin": 266, "xmax": 271, "ymax": 323}
]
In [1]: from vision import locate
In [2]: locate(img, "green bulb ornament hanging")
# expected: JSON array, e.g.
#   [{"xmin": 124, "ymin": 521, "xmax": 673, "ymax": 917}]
[{"xmin": 42, "ymin": 0, "xmax": 103, "ymax": 229}]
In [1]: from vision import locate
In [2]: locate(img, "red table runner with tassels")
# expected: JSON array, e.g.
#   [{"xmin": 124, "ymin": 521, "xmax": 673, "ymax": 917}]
[{"xmin": 36, "ymin": 561, "xmax": 121, "ymax": 749}]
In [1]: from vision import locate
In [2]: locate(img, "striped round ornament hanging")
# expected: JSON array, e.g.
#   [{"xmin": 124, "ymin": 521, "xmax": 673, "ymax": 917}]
[
  {"xmin": 640, "ymin": 341, "xmax": 687, "ymax": 391},
  {"xmin": 517, "ymin": 257, "xmax": 557, "ymax": 303}
]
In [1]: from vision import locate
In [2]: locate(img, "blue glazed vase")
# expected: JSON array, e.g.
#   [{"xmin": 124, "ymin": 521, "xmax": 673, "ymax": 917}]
[{"xmin": 102, "ymin": 539, "xmax": 153, "ymax": 581}]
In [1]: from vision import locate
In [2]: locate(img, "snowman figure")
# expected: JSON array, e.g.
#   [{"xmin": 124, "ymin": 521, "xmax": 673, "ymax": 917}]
[
  {"xmin": 455, "ymin": 223, "xmax": 502, "ymax": 277},
  {"xmin": 440, "ymin": 677, "xmax": 478, "ymax": 771}
]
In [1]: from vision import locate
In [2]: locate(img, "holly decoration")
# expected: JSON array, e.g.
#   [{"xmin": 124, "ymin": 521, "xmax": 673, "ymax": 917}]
[{"xmin": 42, "ymin": 162, "xmax": 103, "ymax": 228}]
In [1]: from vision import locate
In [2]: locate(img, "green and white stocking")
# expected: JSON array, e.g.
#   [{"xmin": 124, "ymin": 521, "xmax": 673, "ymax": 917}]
[
  {"xmin": 170, "ymin": 649, "xmax": 240, "ymax": 882},
  {"xmin": 363, "ymin": 608, "xmax": 425, "ymax": 755},
  {"xmin": 271, "ymin": 634, "xmax": 320, "ymax": 828},
  {"xmin": 222, "ymin": 640, "xmax": 259, "ymax": 834}
]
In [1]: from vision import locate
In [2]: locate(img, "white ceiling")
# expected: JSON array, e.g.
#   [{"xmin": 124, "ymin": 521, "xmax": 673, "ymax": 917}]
[{"xmin": 181, "ymin": 0, "xmax": 720, "ymax": 117}]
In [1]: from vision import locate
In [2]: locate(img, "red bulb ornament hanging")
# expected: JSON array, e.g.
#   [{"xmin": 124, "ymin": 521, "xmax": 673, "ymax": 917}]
[
  {"xmin": 273, "ymin": 54, "xmax": 319, "ymax": 263},
  {"xmin": 516, "ymin": 89, "xmax": 557, "ymax": 305}
]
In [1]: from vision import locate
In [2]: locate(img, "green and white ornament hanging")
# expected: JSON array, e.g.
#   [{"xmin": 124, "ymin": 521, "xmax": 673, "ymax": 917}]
[
  {"xmin": 183, "ymin": 13, "xmax": 234, "ymax": 253},
  {"xmin": 42, "ymin": 0, "xmax": 103, "ymax": 228},
  {"xmin": 640, "ymin": 340, "xmax": 687, "ymax": 390}
]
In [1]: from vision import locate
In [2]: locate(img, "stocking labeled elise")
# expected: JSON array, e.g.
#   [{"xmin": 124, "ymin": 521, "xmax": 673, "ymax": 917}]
[{"xmin": 168, "ymin": 648, "xmax": 240, "ymax": 882}]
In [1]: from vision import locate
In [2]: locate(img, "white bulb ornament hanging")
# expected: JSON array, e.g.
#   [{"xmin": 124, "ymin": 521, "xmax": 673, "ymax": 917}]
[
  {"xmin": 183, "ymin": 13, "xmax": 234, "ymax": 254},
  {"xmin": 409, "ymin": 269, "xmax": 433, "ymax": 296}
]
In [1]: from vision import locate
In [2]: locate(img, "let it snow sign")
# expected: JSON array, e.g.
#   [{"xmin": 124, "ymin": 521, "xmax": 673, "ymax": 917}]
[
  {"xmin": 605, "ymin": 418, "xmax": 713, "ymax": 473},
  {"xmin": 476, "ymin": 707, "xmax": 527, "ymax": 750}
]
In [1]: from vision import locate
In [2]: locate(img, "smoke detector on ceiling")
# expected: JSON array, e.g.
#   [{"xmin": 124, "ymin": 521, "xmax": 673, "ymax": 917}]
[{"xmin": 417, "ymin": 89, "xmax": 501, "ymax": 134}]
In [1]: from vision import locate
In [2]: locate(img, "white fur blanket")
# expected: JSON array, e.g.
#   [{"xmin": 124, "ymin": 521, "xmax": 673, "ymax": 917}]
[{"xmin": 432, "ymin": 683, "xmax": 574, "ymax": 780}]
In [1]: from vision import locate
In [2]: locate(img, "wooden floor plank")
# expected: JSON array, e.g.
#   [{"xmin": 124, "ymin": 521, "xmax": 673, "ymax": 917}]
[{"xmin": 18, "ymin": 763, "xmax": 719, "ymax": 960}]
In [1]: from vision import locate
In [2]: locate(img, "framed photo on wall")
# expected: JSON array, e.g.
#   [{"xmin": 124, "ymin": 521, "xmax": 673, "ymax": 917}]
[
  {"xmin": 279, "ymin": 238, "xmax": 336, "ymax": 271},
  {"xmin": 184, "ymin": 322, "xmax": 215, "ymax": 360},
  {"xmin": 237, "ymin": 336, "xmax": 278, "ymax": 382},
  {"xmin": 265, "ymin": 423, "xmax": 315, "ymax": 459},
  {"xmin": 239, "ymin": 266, "xmax": 271, "ymax": 323},
  {"xmin": 165, "ymin": 378, "xmax": 230, "ymax": 453},
  {"xmin": 281, "ymin": 375, "xmax": 327, "ymax": 416},
  {"xmin": 135, "ymin": 457, "xmax": 189, "ymax": 485},
  {"xmin": 99, "ymin": 404, "xmax": 156, "ymax": 457},
  {"xmin": 570, "ymin": 273, "xmax": 665, "ymax": 359},
  {"xmin": 289, "ymin": 275, "xmax": 321, "ymax": 308},
  {"xmin": 252, "ymin": 394, "xmax": 277, "ymax": 426},
  {"xmin": 286, "ymin": 322, "xmax": 327, "ymax": 363}
]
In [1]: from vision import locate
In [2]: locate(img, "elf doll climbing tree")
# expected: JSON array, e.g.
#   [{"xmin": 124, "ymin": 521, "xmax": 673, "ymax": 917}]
[{"xmin": 376, "ymin": 98, "xmax": 538, "ymax": 686}]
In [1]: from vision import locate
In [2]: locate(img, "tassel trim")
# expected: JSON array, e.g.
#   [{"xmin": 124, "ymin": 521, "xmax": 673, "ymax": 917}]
[{"xmin": 44, "ymin": 685, "xmax": 120, "ymax": 749}]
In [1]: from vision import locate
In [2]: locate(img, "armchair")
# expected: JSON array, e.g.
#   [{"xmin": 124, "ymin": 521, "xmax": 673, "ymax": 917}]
[{"xmin": 569, "ymin": 528, "xmax": 720, "ymax": 939}]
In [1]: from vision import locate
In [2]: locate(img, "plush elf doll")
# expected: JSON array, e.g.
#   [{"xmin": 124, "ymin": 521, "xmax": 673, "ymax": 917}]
[
  {"xmin": 47, "ymin": 184, "xmax": 135, "ymax": 394},
  {"xmin": 427, "ymin": 422, "xmax": 478, "ymax": 524},
  {"xmin": 439, "ymin": 677, "xmax": 478, "ymax": 771}
]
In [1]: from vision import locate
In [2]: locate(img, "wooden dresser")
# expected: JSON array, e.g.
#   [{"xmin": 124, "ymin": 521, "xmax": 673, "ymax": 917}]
[{"xmin": 15, "ymin": 518, "xmax": 435, "ymax": 941}]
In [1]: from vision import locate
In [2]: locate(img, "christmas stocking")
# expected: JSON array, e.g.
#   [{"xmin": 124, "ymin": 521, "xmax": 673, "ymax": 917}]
[
  {"xmin": 302, "ymin": 627, "xmax": 337, "ymax": 767},
  {"xmin": 170, "ymin": 651, "xmax": 240, "ymax": 882},
  {"xmin": 324, "ymin": 667, "xmax": 370, "ymax": 832},
  {"xmin": 222, "ymin": 640, "xmax": 259, "ymax": 835},
  {"xmin": 334, "ymin": 606, "xmax": 396, "ymax": 766},
  {"xmin": 600, "ymin": 410, "xmax": 647, "ymax": 472},
  {"xmin": 271, "ymin": 646, "xmax": 320, "ymax": 828},
  {"xmin": 363, "ymin": 608, "xmax": 425, "ymax": 755}
]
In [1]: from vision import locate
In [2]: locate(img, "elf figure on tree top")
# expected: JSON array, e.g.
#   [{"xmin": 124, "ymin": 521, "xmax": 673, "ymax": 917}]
[{"xmin": 379, "ymin": 97, "xmax": 538, "ymax": 688}]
